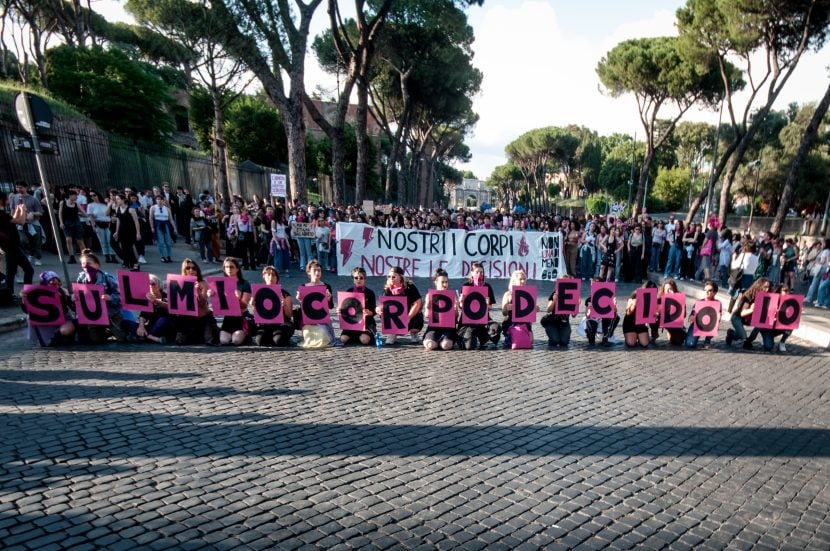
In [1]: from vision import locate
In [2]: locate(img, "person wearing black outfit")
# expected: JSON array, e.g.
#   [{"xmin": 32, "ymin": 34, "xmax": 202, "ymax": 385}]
[
  {"xmin": 174, "ymin": 187, "xmax": 194, "ymax": 244},
  {"xmin": 0, "ymin": 191, "xmax": 34, "ymax": 295}
]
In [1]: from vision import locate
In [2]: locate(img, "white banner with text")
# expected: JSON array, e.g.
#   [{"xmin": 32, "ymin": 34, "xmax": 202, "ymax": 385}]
[{"xmin": 336, "ymin": 223, "xmax": 565, "ymax": 280}]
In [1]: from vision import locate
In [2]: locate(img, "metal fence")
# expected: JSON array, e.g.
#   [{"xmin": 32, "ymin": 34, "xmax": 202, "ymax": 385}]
[{"xmin": 0, "ymin": 113, "xmax": 277, "ymax": 199}]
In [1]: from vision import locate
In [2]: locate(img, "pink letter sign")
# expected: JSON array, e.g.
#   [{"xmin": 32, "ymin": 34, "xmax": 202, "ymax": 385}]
[
  {"xmin": 338, "ymin": 291, "xmax": 365, "ymax": 331},
  {"xmin": 117, "ymin": 269, "xmax": 152, "ymax": 313},
  {"xmin": 635, "ymin": 287, "xmax": 658, "ymax": 325},
  {"xmin": 380, "ymin": 295, "xmax": 409, "ymax": 335},
  {"xmin": 590, "ymin": 281, "xmax": 616, "ymax": 319},
  {"xmin": 555, "ymin": 278, "xmax": 581, "ymax": 315},
  {"xmin": 512, "ymin": 285, "xmax": 537, "ymax": 324},
  {"xmin": 460, "ymin": 286, "xmax": 488, "ymax": 325},
  {"xmin": 775, "ymin": 294, "xmax": 803, "ymax": 330},
  {"xmin": 22, "ymin": 284, "xmax": 65, "ymax": 326},
  {"xmin": 167, "ymin": 275, "xmax": 198, "ymax": 316},
  {"xmin": 427, "ymin": 290, "xmax": 456, "ymax": 329},
  {"xmin": 252, "ymin": 284, "xmax": 285, "ymax": 325},
  {"xmin": 207, "ymin": 276, "xmax": 241, "ymax": 317},
  {"xmin": 73, "ymin": 283, "xmax": 109, "ymax": 325},
  {"xmin": 692, "ymin": 300, "xmax": 721, "ymax": 338},
  {"xmin": 299, "ymin": 285, "xmax": 331, "ymax": 326},
  {"xmin": 750, "ymin": 292, "xmax": 779, "ymax": 330},
  {"xmin": 660, "ymin": 293, "xmax": 686, "ymax": 329}
]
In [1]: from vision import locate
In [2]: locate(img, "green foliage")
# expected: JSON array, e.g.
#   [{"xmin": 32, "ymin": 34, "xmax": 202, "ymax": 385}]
[
  {"xmin": 586, "ymin": 195, "xmax": 610, "ymax": 215},
  {"xmin": 652, "ymin": 166, "xmax": 691, "ymax": 211},
  {"xmin": 188, "ymin": 86, "xmax": 215, "ymax": 150},
  {"xmin": 224, "ymin": 96, "xmax": 287, "ymax": 167},
  {"xmin": 44, "ymin": 44, "xmax": 175, "ymax": 142}
]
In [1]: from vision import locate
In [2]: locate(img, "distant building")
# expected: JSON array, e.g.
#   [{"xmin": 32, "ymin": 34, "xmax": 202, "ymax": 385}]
[{"xmin": 448, "ymin": 178, "xmax": 492, "ymax": 210}]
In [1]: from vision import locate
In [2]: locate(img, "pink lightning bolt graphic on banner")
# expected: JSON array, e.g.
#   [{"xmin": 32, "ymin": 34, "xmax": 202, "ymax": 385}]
[
  {"xmin": 363, "ymin": 227, "xmax": 375, "ymax": 247},
  {"xmin": 518, "ymin": 235, "xmax": 530, "ymax": 257},
  {"xmin": 340, "ymin": 239, "xmax": 354, "ymax": 265}
]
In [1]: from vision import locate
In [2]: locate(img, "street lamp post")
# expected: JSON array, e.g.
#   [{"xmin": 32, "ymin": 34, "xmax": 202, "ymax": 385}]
[{"xmin": 747, "ymin": 159, "xmax": 761, "ymax": 231}]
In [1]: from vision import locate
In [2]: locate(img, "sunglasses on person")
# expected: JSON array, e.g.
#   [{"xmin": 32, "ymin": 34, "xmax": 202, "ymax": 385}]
[{"xmin": 353, "ymin": 275, "xmax": 365, "ymax": 280}]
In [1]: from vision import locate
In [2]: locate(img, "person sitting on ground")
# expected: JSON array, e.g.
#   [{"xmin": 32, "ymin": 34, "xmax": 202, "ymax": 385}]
[
  {"xmin": 339, "ymin": 266, "xmax": 376, "ymax": 346},
  {"xmin": 20, "ymin": 270, "xmax": 76, "ymax": 347},
  {"xmin": 381, "ymin": 266, "xmax": 423, "ymax": 345},
  {"xmin": 422, "ymin": 268, "xmax": 457, "ymax": 351},
  {"xmin": 254, "ymin": 265, "xmax": 294, "ymax": 347}
]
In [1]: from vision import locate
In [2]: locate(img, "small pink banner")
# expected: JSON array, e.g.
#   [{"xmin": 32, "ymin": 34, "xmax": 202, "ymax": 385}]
[
  {"xmin": 554, "ymin": 278, "xmax": 581, "ymax": 315},
  {"xmin": 460, "ymin": 286, "xmax": 489, "ymax": 325},
  {"xmin": 660, "ymin": 293, "xmax": 686, "ymax": 329},
  {"xmin": 73, "ymin": 283, "xmax": 109, "ymax": 325},
  {"xmin": 692, "ymin": 299, "xmax": 721, "ymax": 337},
  {"xmin": 590, "ymin": 281, "xmax": 617, "ymax": 319},
  {"xmin": 22, "ymin": 284, "xmax": 65, "ymax": 326},
  {"xmin": 775, "ymin": 295, "xmax": 803, "ymax": 331},
  {"xmin": 117, "ymin": 269, "xmax": 152, "ymax": 313},
  {"xmin": 511, "ymin": 285, "xmax": 537, "ymax": 324},
  {"xmin": 252, "ymin": 284, "xmax": 285, "ymax": 325},
  {"xmin": 427, "ymin": 290, "xmax": 456, "ymax": 329},
  {"xmin": 750, "ymin": 292, "xmax": 779, "ymax": 329},
  {"xmin": 380, "ymin": 295, "xmax": 409, "ymax": 335},
  {"xmin": 167, "ymin": 275, "xmax": 199, "ymax": 316},
  {"xmin": 635, "ymin": 287, "xmax": 659, "ymax": 325},
  {"xmin": 207, "ymin": 276, "xmax": 241, "ymax": 317},
  {"xmin": 299, "ymin": 285, "xmax": 331, "ymax": 326},
  {"xmin": 338, "ymin": 291, "xmax": 365, "ymax": 331}
]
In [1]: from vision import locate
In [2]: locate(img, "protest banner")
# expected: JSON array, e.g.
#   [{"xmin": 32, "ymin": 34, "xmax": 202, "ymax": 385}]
[
  {"xmin": 336, "ymin": 223, "xmax": 564, "ymax": 280},
  {"xmin": 292, "ymin": 222, "xmax": 316, "ymax": 239}
]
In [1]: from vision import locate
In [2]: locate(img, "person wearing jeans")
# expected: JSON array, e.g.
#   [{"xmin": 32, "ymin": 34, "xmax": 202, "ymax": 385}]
[
  {"xmin": 805, "ymin": 239, "xmax": 830, "ymax": 307},
  {"xmin": 149, "ymin": 196, "xmax": 174, "ymax": 263},
  {"xmin": 726, "ymin": 278, "xmax": 771, "ymax": 350}
]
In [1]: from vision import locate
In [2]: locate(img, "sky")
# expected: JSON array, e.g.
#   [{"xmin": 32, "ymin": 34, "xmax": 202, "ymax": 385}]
[{"xmin": 91, "ymin": 0, "xmax": 830, "ymax": 181}]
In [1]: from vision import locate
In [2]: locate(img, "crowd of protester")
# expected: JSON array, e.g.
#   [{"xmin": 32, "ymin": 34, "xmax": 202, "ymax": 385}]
[{"xmin": 2, "ymin": 181, "xmax": 827, "ymax": 352}]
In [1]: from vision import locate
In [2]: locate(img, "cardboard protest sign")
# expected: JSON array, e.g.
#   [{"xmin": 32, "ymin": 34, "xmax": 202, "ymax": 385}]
[
  {"xmin": 167, "ymin": 275, "xmax": 198, "ymax": 316},
  {"xmin": 292, "ymin": 222, "xmax": 316, "ymax": 239},
  {"xmin": 22, "ymin": 284, "xmax": 65, "ymax": 326},
  {"xmin": 379, "ymin": 295, "xmax": 409, "ymax": 335},
  {"xmin": 750, "ymin": 292, "xmax": 779, "ymax": 330},
  {"xmin": 206, "ymin": 276, "xmax": 242, "ymax": 317},
  {"xmin": 775, "ymin": 294, "xmax": 803, "ymax": 331},
  {"xmin": 511, "ymin": 285, "xmax": 537, "ymax": 324},
  {"xmin": 660, "ymin": 293, "xmax": 686, "ymax": 329},
  {"xmin": 338, "ymin": 291, "xmax": 365, "ymax": 331},
  {"xmin": 635, "ymin": 287, "xmax": 659, "ymax": 325},
  {"xmin": 252, "ymin": 284, "xmax": 285, "ymax": 325},
  {"xmin": 590, "ymin": 281, "xmax": 617, "ymax": 319},
  {"xmin": 426, "ymin": 290, "xmax": 456, "ymax": 329},
  {"xmin": 692, "ymin": 299, "xmax": 721, "ymax": 338},
  {"xmin": 117, "ymin": 270, "xmax": 152, "ymax": 313},
  {"xmin": 554, "ymin": 278, "xmax": 581, "ymax": 315},
  {"xmin": 73, "ymin": 283, "xmax": 109, "ymax": 325},
  {"xmin": 299, "ymin": 285, "xmax": 331, "ymax": 326},
  {"xmin": 460, "ymin": 286, "xmax": 489, "ymax": 325}
]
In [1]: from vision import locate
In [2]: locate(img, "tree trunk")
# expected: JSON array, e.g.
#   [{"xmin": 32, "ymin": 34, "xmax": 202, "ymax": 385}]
[
  {"xmin": 211, "ymin": 94, "xmax": 231, "ymax": 207},
  {"xmin": 771, "ymin": 81, "xmax": 830, "ymax": 235},
  {"xmin": 633, "ymin": 147, "xmax": 654, "ymax": 218},
  {"xmin": 354, "ymin": 77, "xmax": 370, "ymax": 202}
]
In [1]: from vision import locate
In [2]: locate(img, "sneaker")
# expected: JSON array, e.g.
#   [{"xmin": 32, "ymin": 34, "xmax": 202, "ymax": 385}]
[
  {"xmin": 410, "ymin": 333, "xmax": 421, "ymax": 344},
  {"xmin": 743, "ymin": 341, "xmax": 754, "ymax": 350},
  {"xmin": 608, "ymin": 336, "xmax": 623, "ymax": 345},
  {"xmin": 778, "ymin": 342, "xmax": 787, "ymax": 353},
  {"xmin": 725, "ymin": 328, "xmax": 734, "ymax": 346},
  {"xmin": 386, "ymin": 335, "xmax": 397, "ymax": 345},
  {"xmin": 138, "ymin": 255, "xmax": 147, "ymax": 264}
]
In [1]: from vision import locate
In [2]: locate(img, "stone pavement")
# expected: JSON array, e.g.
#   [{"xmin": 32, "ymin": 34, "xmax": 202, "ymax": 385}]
[{"xmin": 1, "ymin": 308, "xmax": 830, "ymax": 549}]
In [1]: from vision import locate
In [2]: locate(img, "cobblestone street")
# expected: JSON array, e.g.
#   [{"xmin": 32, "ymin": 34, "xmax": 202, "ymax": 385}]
[{"xmin": 1, "ymin": 330, "xmax": 829, "ymax": 550}]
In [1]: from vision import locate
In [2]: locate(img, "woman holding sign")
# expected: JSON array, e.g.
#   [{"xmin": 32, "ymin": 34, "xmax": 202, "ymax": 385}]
[
  {"xmin": 75, "ymin": 249, "xmax": 127, "ymax": 344},
  {"xmin": 423, "ymin": 268, "xmax": 457, "ymax": 351},
  {"xmin": 135, "ymin": 274, "xmax": 174, "ymax": 344},
  {"xmin": 217, "ymin": 257, "xmax": 252, "ymax": 346},
  {"xmin": 458, "ymin": 262, "xmax": 499, "ymax": 350},
  {"xmin": 21, "ymin": 271, "xmax": 76, "ymax": 347},
  {"xmin": 725, "ymin": 277, "xmax": 772, "ymax": 350},
  {"xmin": 382, "ymin": 266, "xmax": 423, "ymax": 345},
  {"xmin": 173, "ymin": 259, "xmax": 218, "ymax": 346},
  {"xmin": 339, "ymin": 267, "xmax": 376, "ymax": 346},
  {"xmin": 297, "ymin": 259, "xmax": 336, "ymax": 348},
  {"xmin": 501, "ymin": 269, "xmax": 533, "ymax": 349},
  {"xmin": 254, "ymin": 266, "xmax": 294, "ymax": 347},
  {"xmin": 622, "ymin": 281, "xmax": 656, "ymax": 348}
]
